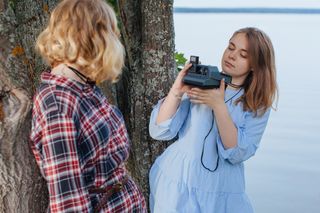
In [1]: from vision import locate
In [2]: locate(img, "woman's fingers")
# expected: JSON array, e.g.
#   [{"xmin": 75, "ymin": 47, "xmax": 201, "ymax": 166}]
[
  {"xmin": 176, "ymin": 63, "xmax": 192, "ymax": 86},
  {"xmin": 188, "ymin": 92, "xmax": 204, "ymax": 99},
  {"xmin": 188, "ymin": 88, "xmax": 211, "ymax": 98},
  {"xmin": 190, "ymin": 99, "xmax": 203, "ymax": 104},
  {"xmin": 180, "ymin": 63, "xmax": 192, "ymax": 74},
  {"xmin": 181, "ymin": 85, "xmax": 191, "ymax": 93},
  {"xmin": 190, "ymin": 87, "xmax": 203, "ymax": 92},
  {"xmin": 189, "ymin": 88, "xmax": 204, "ymax": 97},
  {"xmin": 188, "ymin": 92, "xmax": 208, "ymax": 102}
]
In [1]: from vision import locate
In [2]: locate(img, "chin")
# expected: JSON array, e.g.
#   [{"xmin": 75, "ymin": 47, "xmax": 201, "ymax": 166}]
[{"xmin": 221, "ymin": 66, "xmax": 231, "ymax": 75}]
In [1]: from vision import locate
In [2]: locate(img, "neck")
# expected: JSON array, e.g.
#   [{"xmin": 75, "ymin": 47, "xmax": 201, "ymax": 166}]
[
  {"xmin": 51, "ymin": 64, "xmax": 86, "ymax": 84},
  {"xmin": 226, "ymin": 85, "xmax": 239, "ymax": 90}
]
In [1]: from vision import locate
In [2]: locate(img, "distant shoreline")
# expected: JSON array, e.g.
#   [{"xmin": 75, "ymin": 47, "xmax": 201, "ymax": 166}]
[{"xmin": 174, "ymin": 7, "xmax": 320, "ymax": 14}]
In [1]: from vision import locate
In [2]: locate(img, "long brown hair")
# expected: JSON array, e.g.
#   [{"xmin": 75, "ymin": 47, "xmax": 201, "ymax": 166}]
[{"xmin": 234, "ymin": 27, "xmax": 278, "ymax": 116}]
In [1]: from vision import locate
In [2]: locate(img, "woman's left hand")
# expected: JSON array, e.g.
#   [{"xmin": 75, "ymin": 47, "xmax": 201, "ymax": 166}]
[{"xmin": 187, "ymin": 79, "xmax": 226, "ymax": 110}]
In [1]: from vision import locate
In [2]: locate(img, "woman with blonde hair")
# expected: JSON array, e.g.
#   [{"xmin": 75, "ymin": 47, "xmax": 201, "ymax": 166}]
[
  {"xmin": 30, "ymin": 0, "xmax": 146, "ymax": 212},
  {"xmin": 149, "ymin": 27, "xmax": 278, "ymax": 212}
]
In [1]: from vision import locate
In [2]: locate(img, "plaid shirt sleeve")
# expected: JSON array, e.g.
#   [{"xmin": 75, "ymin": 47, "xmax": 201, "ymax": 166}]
[{"xmin": 39, "ymin": 108, "xmax": 92, "ymax": 212}]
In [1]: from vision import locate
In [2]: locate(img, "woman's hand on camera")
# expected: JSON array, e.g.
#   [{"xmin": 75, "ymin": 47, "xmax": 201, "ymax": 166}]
[
  {"xmin": 187, "ymin": 79, "xmax": 226, "ymax": 110},
  {"xmin": 170, "ymin": 63, "xmax": 192, "ymax": 98}
]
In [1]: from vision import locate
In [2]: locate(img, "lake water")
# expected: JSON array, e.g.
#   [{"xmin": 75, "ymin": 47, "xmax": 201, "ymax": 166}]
[{"xmin": 174, "ymin": 9, "xmax": 320, "ymax": 213}]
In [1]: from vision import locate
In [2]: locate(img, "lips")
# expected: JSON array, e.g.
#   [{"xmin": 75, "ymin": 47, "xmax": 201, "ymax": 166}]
[{"xmin": 224, "ymin": 60, "xmax": 235, "ymax": 68}]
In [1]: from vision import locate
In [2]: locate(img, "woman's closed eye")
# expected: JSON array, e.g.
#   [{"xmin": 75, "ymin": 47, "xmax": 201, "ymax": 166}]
[
  {"xmin": 228, "ymin": 46, "xmax": 235, "ymax": 51},
  {"xmin": 240, "ymin": 53, "xmax": 248, "ymax": 58}
]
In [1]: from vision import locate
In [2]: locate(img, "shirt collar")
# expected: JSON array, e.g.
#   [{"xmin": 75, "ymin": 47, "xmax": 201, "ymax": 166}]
[{"xmin": 41, "ymin": 70, "xmax": 93, "ymax": 94}]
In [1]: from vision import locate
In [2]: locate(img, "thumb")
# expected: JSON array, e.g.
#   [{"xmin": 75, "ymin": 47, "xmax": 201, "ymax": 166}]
[{"xmin": 220, "ymin": 78, "xmax": 225, "ymax": 92}]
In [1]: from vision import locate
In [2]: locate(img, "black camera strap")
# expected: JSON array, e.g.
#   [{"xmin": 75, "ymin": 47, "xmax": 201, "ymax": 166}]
[
  {"xmin": 201, "ymin": 111, "xmax": 219, "ymax": 172},
  {"xmin": 200, "ymin": 88, "xmax": 243, "ymax": 172},
  {"xmin": 224, "ymin": 88, "xmax": 243, "ymax": 103}
]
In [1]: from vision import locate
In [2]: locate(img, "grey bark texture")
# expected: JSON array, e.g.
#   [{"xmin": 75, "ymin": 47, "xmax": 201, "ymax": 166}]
[
  {"xmin": 0, "ymin": 0, "xmax": 175, "ymax": 212},
  {"xmin": 117, "ymin": 0, "xmax": 176, "ymax": 199},
  {"xmin": 0, "ymin": 1, "xmax": 58, "ymax": 212}
]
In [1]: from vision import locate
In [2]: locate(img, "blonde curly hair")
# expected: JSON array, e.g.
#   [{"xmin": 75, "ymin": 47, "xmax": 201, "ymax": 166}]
[{"xmin": 36, "ymin": 0, "xmax": 124, "ymax": 84}]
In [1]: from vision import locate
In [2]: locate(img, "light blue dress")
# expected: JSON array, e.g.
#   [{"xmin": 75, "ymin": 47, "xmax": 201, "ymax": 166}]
[{"xmin": 149, "ymin": 88, "xmax": 271, "ymax": 213}]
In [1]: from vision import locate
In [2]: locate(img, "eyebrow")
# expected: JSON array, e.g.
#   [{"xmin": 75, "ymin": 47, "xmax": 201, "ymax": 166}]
[{"xmin": 229, "ymin": 41, "xmax": 248, "ymax": 53}]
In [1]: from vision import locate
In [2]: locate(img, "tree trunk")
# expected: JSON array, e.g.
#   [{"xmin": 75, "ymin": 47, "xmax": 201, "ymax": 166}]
[
  {"xmin": 117, "ymin": 0, "xmax": 176, "ymax": 199},
  {"xmin": 0, "ymin": 1, "xmax": 59, "ymax": 212}
]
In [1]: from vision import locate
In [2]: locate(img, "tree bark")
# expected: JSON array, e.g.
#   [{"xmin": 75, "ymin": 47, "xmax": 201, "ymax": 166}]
[
  {"xmin": 117, "ymin": 0, "xmax": 176, "ymax": 199},
  {"xmin": 0, "ymin": 1, "xmax": 59, "ymax": 212}
]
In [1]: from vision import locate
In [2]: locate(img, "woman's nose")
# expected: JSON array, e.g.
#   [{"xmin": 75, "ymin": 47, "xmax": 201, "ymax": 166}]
[{"xmin": 228, "ymin": 51, "xmax": 236, "ymax": 60}]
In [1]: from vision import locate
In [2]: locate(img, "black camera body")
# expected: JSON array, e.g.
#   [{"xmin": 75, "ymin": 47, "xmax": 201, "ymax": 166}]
[{"xmin": 183, "ymin": 56, "xmax": 232, "ymax": 89}]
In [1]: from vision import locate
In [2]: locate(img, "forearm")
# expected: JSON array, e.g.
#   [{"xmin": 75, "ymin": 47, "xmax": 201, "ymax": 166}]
[
  {"xmin": 156, "ymin": 63, "xmax": 192, "ymax": 125},
  {"xmin": 156, "ymin": 89, "xmax": 182, "ymax": 124},
  {"xmin": 214, "ymin": 104, "xmax": 238, "ymax": 149}
]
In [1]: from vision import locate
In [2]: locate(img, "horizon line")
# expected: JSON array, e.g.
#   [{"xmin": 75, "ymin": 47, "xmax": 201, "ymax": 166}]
[{"xmin": 174, "ymin": 7, "xmax": 320, "ymax": 14}]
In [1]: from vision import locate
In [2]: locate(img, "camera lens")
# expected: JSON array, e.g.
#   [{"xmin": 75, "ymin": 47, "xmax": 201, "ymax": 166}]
[
  {"xmin": 199, "ymin": 67, "xmax": 207, "ymax": 75},
  {"xmin": 203, "ymin": 68, "xmax": 208, "ymax": 75},
  {"xmin": 196, "ymin": 66, "xmax": 201, "ymax": 74}
]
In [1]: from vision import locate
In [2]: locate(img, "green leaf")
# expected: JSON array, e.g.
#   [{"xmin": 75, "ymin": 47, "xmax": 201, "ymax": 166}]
[{"xmin": 175, "ymin": 52, "xmax": 187, "ymax": 71}]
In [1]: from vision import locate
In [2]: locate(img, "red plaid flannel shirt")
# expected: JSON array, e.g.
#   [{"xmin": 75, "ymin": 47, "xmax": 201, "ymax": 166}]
[{"xmin": 30, "ymin": 71, "xmax": 146, "ymax": 212}]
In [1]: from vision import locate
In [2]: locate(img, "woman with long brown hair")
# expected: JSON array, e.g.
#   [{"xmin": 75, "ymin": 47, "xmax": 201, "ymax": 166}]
[{"xmin": 149, "ymin": 27, "xmax": 278, "ymax": 212}]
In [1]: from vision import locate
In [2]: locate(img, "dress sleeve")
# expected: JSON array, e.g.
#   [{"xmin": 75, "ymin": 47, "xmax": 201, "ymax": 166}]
[
  {"xmin": 40, "ymin": 109, "xmax": 92, "ymax": 212},
  {"xmin": 217, "ymin": 108, "xmax": 271, "ymax": 165},
  {"xmin": 149, "ymin": 95, "xmax": 190, "ymax": 141}
]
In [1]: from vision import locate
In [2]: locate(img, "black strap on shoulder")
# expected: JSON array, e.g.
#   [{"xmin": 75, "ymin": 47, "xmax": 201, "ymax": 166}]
[{"xmin": 67, "ymin": 66, "xmax": 96, "ymax": 86}]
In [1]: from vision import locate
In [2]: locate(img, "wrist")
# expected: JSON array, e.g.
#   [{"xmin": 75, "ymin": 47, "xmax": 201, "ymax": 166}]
[
  {"xmin": 169, "ymin": 88, "xmax": 183, "ymax": 100},
  {"xmin": 211, "ymin": 101, "xmax": 226, "ymax": 111}
]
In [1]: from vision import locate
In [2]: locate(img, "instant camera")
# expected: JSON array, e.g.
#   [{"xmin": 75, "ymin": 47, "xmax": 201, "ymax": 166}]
[{"xmin": 182, "ymin": 56, "xmax": 232, "ymax": 89}]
